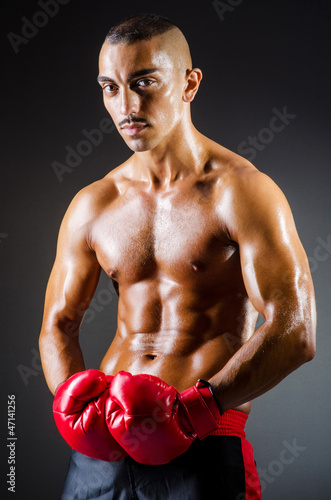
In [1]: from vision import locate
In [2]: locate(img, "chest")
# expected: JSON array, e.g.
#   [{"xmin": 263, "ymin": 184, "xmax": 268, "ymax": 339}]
[{"xmin": 90, "ymin": 187, "xmax": 237, "ymax": 284}]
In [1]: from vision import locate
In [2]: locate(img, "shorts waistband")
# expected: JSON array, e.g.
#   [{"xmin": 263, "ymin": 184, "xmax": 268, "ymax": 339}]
[{"xmin": 209, "ymin": 409, "xmax": 248, "ymax": 438}]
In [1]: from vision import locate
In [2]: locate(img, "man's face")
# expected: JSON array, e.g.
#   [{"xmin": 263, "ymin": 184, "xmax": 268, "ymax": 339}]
[{"xmin": 98, "ymin": 37, "xmax": 188, "ymax": 152}]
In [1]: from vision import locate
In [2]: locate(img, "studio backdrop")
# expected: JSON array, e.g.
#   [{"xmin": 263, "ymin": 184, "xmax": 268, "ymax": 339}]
[{"xmin": 1, "ymin": 1, "xmax": 330, "ymax": 499}]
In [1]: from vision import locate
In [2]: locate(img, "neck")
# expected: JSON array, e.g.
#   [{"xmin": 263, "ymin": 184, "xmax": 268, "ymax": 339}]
[{"xmin": 132, "ymin": 122, "xmax": 208, "ymax": 189}]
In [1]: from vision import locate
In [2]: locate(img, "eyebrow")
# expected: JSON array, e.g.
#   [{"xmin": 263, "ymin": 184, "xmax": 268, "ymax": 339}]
[{"xmin": 97, "ymin": 68, "xmax": 159, "ymax": 85}]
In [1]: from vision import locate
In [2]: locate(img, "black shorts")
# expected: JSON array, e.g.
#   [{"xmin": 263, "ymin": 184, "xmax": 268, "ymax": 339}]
[{"xmin": 61, "ymin": 411, "xmax": 261, "ymax": 500}]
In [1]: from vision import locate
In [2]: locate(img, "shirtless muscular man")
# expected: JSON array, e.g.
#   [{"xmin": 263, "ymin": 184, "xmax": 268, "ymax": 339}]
[{"xmin": 39, "ymin": 14, "xmax": 316, "ymax": 500}]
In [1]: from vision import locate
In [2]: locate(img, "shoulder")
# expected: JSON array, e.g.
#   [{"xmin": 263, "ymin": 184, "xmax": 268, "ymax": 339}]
[
  {"xmin": 57, "ymin": 163, "xmax": 130, "ymax": 251},
  {"xmin": 208, "ymin": 139, "xmax": 287, "ymax": 205},
  {"xmin": 63, "ymin": 161, "xmax": 130, "ymax": 226},
  {"xmin": 207, "ymin": 141, "xmax": 292, "ymax": 241}
]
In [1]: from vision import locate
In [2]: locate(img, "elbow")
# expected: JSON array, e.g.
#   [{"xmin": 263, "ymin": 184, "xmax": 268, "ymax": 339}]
[
  {"xmin": 294, "ymin": 322, "xmax": 316, "ymax": 365},
  {"xmin": 299, "ymin": 338, "xmax": 316, "ymax": 364},
  {"xmin": 39, "ymin": 327, "xmax": 47, "ymax": 356}
]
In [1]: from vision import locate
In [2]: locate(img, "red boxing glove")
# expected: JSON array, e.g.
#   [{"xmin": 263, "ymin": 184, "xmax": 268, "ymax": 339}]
[
  {"xmin": 105, "ymin": 371, "xmax": 222, "ymax": 465},
  {"xmin": 53, "ymin": 369, "xmax": 127, "ymax": 462}
]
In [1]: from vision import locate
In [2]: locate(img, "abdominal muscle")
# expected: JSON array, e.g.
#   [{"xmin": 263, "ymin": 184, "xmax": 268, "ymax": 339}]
[
  {"xmin": 99, "ymin": 326, "xmax": 252, "ymax": 415},
  {"xmin": 98, "ymin": 275, "xmax": 255, "ymax": 415}
]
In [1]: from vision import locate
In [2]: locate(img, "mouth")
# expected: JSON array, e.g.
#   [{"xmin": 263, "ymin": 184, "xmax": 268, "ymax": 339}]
[{"xmin": 120, "ymin": 123, "xmax": 149, "ymax": 136}]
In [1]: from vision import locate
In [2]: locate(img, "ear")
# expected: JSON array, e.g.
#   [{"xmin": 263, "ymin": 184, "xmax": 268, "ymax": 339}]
[{"xmin": 183, "ymin": 68, "xmax": 203, "ymax": 103}]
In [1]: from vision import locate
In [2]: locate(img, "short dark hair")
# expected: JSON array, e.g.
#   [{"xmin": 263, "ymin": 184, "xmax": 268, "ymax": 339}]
[{"xmin": 105, "ymin": 14, "xmax": 179, "ymax": 45}]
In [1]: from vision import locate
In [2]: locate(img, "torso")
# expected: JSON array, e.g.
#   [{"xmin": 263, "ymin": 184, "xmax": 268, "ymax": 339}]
[{"xmin": 88, "ymin": 150, "xmax": 258, "ymax": 414}]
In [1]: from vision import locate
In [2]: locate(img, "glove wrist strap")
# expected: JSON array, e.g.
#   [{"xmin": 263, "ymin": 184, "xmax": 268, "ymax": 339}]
[
  {"xmin": 197, "ymin": 379, "xmax": 224, "ymax": 416},
  {"xmin": 180, "ymin": 380, "xmax": 223, "ymax": 439}
]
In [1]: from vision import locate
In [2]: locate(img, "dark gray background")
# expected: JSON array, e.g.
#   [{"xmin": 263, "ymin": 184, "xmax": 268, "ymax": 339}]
[{"xmin": 1, "ymin": 0, "xmax": 330, "ymax": 498}]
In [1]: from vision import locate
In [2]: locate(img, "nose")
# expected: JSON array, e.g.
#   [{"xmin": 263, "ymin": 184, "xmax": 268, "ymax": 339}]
[{"xmin": 120, "ymin": 87, "xmax": 140, "ymax": 116}]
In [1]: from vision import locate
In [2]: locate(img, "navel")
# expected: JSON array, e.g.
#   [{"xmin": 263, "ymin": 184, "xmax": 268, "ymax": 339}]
[{"xmin": 144, "ymin": 354, "xmax": 158, "ymax": 361}]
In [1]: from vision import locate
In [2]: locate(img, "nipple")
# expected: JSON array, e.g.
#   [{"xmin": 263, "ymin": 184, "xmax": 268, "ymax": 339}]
[
  {"xmin": 191, "ymin": 260, "xmax": 205, "ymax": 272},
  {"xmin": 108, "ymin": 268, "xmax": 117, "ymax": 279}
]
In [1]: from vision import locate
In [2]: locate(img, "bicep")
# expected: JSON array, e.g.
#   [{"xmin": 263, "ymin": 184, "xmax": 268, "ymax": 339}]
[
  {"xmin": 42, "ymin": 209, "xmax": 101, "ymax": 333},
  {"xmin": 233, "ymin": 174, "xmax": 314, "ymax": 325}
]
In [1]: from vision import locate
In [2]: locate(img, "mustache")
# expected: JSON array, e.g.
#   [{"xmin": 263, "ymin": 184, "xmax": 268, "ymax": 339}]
[{"xmin": 118, "ymin": 116, "xmax": 149, "ymax": 128}]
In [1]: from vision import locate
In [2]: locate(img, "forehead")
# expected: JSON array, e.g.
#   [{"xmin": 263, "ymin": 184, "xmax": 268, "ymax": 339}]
[{"xmin": 98, "ymin": 39, "xmax": 176, "ymax": 79}]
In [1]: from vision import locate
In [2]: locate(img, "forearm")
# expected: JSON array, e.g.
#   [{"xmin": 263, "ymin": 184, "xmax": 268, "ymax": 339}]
[
  {"xmin": 209, "ymin": 320, "xmax": 315, "ymax": 412},
  {"xmin": 39, "ymin": 326, "xmax": 85, "ymax": 395}
]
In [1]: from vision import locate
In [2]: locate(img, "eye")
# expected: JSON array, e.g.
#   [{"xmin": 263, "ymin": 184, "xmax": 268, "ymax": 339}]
[
  {"xmin": 135, "ymin": 78, "xmax": 154, "ymax": 88},
  {"xmin": 102, "ymin": 84, "xmax": 118, "ymax": 95}
]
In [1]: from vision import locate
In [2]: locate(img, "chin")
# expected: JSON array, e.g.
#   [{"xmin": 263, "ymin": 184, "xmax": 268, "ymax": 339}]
[
  {"xmin": 128, "ymin": 144, "xmax": 151, "ymax": 153},
  {"xmin": 124, "ymin": 137, "xmax": 160, "ymax": 153}
]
